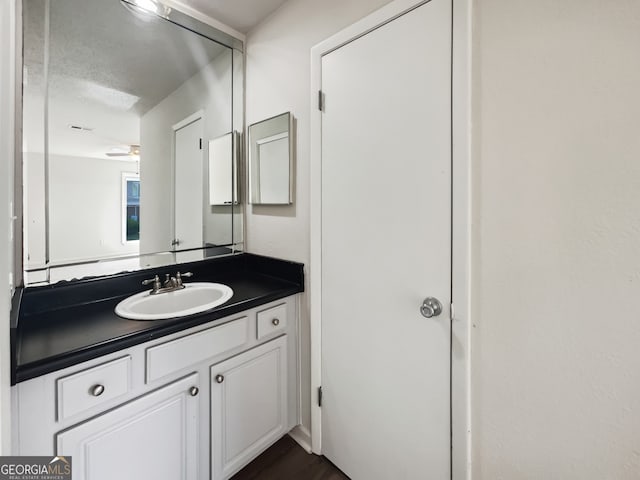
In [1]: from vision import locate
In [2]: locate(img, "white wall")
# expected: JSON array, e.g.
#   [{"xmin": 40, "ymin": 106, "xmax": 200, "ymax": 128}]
[
  {"xmin": 245, "ymin": 0, "xmax": 394, "ymax": 440},
  {"xmin": 24, "ymin": 153, "xmax": 139, "ymax": 265},
  {"xmin": 140, "ymin": 50, "xmax": 235, "ymax": 254},
  {"xmin": 472, "ymin": 0, "xmax": 640, "ymax": 478},
  {"xmin": 0, "ymin": 0, "xmax": 17, "ymax": 454}
]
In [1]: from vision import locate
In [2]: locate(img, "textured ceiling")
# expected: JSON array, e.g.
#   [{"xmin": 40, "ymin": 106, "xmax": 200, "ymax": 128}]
[
  {"xmin": 180, "ymin": 0, "xmax": 289, "ymax": 33},
  {"xmin": 24, "ymin": 0, "xmax": 228, "ymax": 116},
  {"xmin": 23, "ymin": 0, "xmax": 231, "ymax": 157}
]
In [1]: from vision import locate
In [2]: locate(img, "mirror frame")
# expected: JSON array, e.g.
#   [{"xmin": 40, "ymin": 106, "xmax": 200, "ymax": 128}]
[
  {"xmin": 19, "ymin": 0, "xmax": 245, "ymax": 286},
  {"xmin": 248, "ymin": 112, "xmax": 293, "ymax": 206}
]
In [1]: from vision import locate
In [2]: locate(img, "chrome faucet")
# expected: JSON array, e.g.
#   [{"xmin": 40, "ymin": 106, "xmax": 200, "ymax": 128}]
[
  {"xmin": 163, "ymin": 274, "xmax": 177, "ymax": 289},
  {"xmin": 142, "ymin": 271, "xmax": 193, "ymax": 295}
]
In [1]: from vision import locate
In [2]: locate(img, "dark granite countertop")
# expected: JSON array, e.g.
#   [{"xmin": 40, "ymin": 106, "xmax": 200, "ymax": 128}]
[{"xmin": 12, "ymin": 253, "xmax": 304, "ymax": 384}]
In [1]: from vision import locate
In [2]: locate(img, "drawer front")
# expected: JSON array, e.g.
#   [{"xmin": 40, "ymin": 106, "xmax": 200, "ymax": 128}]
[
  {"xmin": 146, "ymin": 316, "xmax": 249, "ymax": 383},
  {"xmin": 256, "ymin": 303, "xmax": 287, "ymax": 340},
  {"xmin": 57, "ymin": 356, "xmax": 132, "ymax": 421}
]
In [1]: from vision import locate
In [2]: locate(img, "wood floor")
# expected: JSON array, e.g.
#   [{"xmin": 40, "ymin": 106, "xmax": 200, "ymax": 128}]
[{"xmin": 231, "ymin": 435, "xmax": 350, "ymax": 480}]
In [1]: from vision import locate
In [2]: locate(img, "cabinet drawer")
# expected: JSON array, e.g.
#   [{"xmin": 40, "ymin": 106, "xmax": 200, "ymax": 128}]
[
  {"xmin": 146, "ymin": 317, "xmax": 249, "ymax": 383},
  {"xmin": 256, "ymin": 303, "xmax": 287, "ymax": 340},
  {"xmin": 57, "ymin": 356, "xmax": 132, "ymax": 421}
]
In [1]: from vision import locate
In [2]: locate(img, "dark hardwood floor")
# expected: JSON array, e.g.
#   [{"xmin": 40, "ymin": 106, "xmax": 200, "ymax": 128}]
[{"xmin": 231, "ymin": 435, "xmax": 350, "ymax": 480}]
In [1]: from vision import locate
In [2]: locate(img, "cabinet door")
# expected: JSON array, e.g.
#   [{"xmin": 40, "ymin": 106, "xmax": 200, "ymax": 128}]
[
  {"xmin": 57, "ymin": 374, "xmax": 200, "ymax": 480},
  {"xmin": 211, "ymin": 336, "xmax": 287, "ymax": 479}
]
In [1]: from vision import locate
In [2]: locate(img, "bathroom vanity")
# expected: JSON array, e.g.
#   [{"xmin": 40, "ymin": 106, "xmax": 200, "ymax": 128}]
[
  {"xmin": 12, "ymin": 0, "xmax": 305, "ymax": 476},
  {"xmin": 11, "ymin": 253, "xmax": 304, "ymax": 480}
]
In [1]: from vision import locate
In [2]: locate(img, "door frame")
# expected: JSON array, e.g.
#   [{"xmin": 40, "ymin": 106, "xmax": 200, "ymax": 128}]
[{"xmin": 309, "ymin": 0, "xmax": 472, "ymax": 478}]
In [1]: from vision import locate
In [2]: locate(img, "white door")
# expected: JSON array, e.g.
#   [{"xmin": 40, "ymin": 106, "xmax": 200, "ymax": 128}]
[
  {"xmin": 320, "ymin": 1, "xmax": 452, "ymax": 479},
  {"xmin": 57, "ymin": 374, "xmax": 200, "ymax": 480},
  {"xmin": 210, "ymin": 336, "xmax": 288, "ymax": 479},
  {"xmin": 174, "ymin": 117, "xmax": 203, "ymax": 250}
]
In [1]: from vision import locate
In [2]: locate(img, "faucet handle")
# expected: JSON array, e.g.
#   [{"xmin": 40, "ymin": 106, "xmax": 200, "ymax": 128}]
[
  {"xmin": 176, "ymin": 271, "xmax": 193, "ymax": 287},
  {"xmin": 142, "ymin": 275, "xmax": 161, "ymax": 292},
  {"xmin": 142, "ymin": 275, "xmax": 159, "ymax": 285}
]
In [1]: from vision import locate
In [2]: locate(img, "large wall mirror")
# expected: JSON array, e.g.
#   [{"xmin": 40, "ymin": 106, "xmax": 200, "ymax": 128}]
[{"xmin": 22, "ymin": 0, "xmax": 244, "ymax": 284}]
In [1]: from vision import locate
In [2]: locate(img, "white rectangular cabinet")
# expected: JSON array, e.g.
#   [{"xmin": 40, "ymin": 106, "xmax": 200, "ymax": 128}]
[
  {"xmin": 211, "ymin": 336, "xmax": 288, "ymax": 479},
  {"xmin": 57, "ymin": 374, "xmax": 200, "ymax": 480},
  {"xmin": 13, "ymin": 296, "xmax": 299, "ymax": 480}
]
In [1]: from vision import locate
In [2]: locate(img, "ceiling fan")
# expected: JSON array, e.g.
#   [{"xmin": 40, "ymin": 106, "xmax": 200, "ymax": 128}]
[{"xmin": 106, "ymin": 145, "xmax": 140, "ymax": 158}]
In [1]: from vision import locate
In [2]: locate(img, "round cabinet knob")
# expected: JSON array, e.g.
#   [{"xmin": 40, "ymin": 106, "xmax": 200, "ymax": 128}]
[
  {"xmin": 272, "ymin": 318, "xmax": 280, "ymax": 326},
  {"xmin": 215, "ymin": 374, "xmax": 224, "ymax": 384},
  {"xmin": 90, "ymin": 384, "xmax": 105, "ymax": 397},
  {"xmin": 189, "ymin": 386, "xmax": 199, "ymax": 397},
  {"xmin": 420, "ymin": 297, "xmax": 443, "ymax": 318}
]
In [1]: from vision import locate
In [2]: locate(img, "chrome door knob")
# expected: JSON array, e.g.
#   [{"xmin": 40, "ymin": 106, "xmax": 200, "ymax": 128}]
[
  {"xmin": 420, "ymin": 297, "xmax": 442, "ymax": 318},
  {"xmin": 215, "ymin": 374, "xmax": 224, "ymax": 384},
  {"xmin": 189, "ymin": 386, "xmax": 199, "ymax": 397}
]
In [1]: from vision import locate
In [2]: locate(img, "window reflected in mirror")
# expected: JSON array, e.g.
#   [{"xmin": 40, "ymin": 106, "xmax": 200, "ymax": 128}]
[{"xmin": 122, "ymin": 173, "xmax": 140, "ymax": 243}]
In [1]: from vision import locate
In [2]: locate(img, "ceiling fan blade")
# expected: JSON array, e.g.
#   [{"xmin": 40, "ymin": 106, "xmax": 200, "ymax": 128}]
[{"xmin": 106, "ymin": 152, "xmax": 131, "ymax": 157}]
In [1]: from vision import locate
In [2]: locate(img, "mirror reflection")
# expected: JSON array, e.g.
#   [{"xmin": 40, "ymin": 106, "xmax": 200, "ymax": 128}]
[
  {"xmin": 209, "ymin": 132, "xmax": 239, "ymax": 207},
  {"xmin": 248, "ymin": 112, "xmax": 293, "ymax": 205},
  {"xmin": 22, "ymin": 0, "xmax": 243, "ymax": 284}
]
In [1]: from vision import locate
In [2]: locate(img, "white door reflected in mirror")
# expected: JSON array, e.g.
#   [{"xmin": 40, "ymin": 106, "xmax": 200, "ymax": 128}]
[
  {"xmin": 174, "ymin": 115, "xmax": 204, "ymax": 251},
  {"xmin": 248, "ymin": 112, "xmax": 293, "ymax": 205}
]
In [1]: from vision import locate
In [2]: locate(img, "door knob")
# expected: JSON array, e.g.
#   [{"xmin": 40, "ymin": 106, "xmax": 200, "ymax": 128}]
[
  {"xmin": 420, "ymin": 297, "xmax": 442, "ymax": 318},
  {"xmin": 215, "ymin": 374, "xmax": 224, "ymax": 384}
]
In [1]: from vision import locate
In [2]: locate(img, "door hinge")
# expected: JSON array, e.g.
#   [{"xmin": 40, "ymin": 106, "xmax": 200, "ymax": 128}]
[
  {"xmin": 450, "ymin": 302, "xmax": 455, "ymax": 321},
  {"xmin": 318, "ymin": 90, "xmax": 324, "ymax": 112},
  {"xmin": 199, "ymin": 138, "xmax": 202, "ymax": 150},
  {"xmin": 318, "ymin": 386, "xmax": 323, "ymax": 407}
]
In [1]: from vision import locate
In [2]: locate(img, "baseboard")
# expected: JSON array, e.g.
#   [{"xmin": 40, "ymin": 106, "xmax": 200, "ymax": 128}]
[{"xmin": 288, "ymin": 425, "xmax": 312, "ymax": 453}]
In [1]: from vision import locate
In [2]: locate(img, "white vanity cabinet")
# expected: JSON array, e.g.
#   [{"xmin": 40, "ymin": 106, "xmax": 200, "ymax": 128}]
[
  {"xmin": 57, "ymin": 374, "xmax": 200, "ymax": 480},
  {"xmin": 13, "ymin": 296, "xmax": 299, "ymax": 480},
  {"xmin": 211, "ymin": 336, "xmax": 288, "ymax": 479}
]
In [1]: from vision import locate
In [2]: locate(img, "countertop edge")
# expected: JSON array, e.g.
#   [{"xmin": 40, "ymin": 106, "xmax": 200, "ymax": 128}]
[{"xmin": 10, "ymin": 288, "xmax": 24, "ymax": 386}]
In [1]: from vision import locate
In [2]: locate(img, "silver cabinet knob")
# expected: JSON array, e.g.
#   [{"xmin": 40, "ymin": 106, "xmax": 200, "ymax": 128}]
[
  {"xmin": 420, "ymin": 297, "xmax": 442, "ymax": 318},
  {"xmin": 189, "ymin": 386, "xmax": 199, "ymax": 397},
  {"xmin": 215, "ymin": 374, "xmax": 224, "ymax": 384},
  {"xmin": 272, "ymin": 318, "xmax": 280, "ymax": 326},
  {"xmin": 90, "ymin": 384, "xmax": 105, "ymax": 397}
]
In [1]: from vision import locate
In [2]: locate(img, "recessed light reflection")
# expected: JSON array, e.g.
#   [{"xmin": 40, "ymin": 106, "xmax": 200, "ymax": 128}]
[{"xmin": 120, "ymin": 0, "xmax": 171, "ymax": 19}]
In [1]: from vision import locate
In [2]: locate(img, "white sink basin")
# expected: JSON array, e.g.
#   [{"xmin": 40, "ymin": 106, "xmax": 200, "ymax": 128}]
[{"xmin": 115, "ymin": 282, "xmax": 234, "ymax": 320}]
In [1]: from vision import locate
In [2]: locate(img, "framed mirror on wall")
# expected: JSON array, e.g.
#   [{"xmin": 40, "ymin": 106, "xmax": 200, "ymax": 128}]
[
  {"xmin": 248, "ymin": 112, "xmax": 293, "ymax": 205},
  {"xmin": 21, "ymin": 0, "xmax": 244, "ymax": 284}
]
